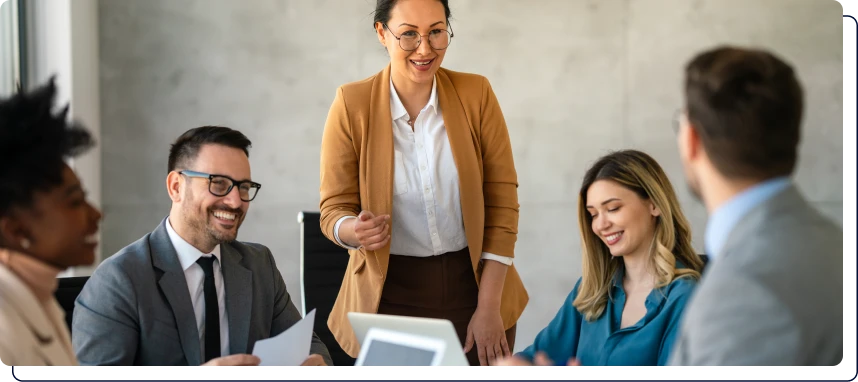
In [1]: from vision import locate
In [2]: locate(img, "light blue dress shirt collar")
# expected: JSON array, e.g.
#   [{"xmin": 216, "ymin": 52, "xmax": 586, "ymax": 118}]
[{"xmin": 704, "ymin": 176, "xmax": 791, "ymax": 260}]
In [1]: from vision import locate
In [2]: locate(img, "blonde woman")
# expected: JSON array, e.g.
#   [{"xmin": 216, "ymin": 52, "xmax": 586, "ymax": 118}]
[{"xmin": 501, "ymin": 150, "xmax": 704, "ymax": 366}]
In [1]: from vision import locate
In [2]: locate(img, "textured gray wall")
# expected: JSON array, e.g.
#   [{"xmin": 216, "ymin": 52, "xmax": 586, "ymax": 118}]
[{"xmin": 98, "ymin": 0, "xmax": 843, "ymax": 351}]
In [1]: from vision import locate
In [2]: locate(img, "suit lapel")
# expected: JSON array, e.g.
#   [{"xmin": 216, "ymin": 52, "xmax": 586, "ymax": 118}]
[
  {"xmin": 366, "ymin": 65, "xmax": 395, "ymax": 277},
  {"xmin": 436, "ymin": 69, "xmax": 484, "ymax": 270},
  {"xmin": 150, "ymin": 219, "xmax": 202, "ymax": 365},
  {"xmin": 221, "ymin": 244, "xmax": 252, "ymax": 354}
]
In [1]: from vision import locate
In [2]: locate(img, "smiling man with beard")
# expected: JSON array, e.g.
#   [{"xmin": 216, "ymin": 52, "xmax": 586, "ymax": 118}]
[{"xmin": 73, "ymin": 126, "xmax": 331, "ymax": 366}]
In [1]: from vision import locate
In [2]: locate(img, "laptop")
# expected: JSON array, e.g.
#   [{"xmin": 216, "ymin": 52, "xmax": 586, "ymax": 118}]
[
  {"xmin": 355, "ymin": 328, "xmax": 446, "ymax": 366},
  {"xmin": 347, "ymin": 312, "xmax": 470, "ymax": 366}
]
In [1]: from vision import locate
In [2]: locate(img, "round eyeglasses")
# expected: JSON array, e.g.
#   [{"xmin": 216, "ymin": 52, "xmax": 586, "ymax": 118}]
[
  {"xmin": 179, "ymin": 170, "xmax": 262, "ymax": 202},
  {"xmin": 383, "ymin": 23, "xmax": 454, "ymax": 51}
]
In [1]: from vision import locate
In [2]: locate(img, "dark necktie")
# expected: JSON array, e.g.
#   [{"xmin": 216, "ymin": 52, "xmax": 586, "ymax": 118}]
[{"xmin": 196, "ymin": 256, "xmax": 220, "ymax": 363}]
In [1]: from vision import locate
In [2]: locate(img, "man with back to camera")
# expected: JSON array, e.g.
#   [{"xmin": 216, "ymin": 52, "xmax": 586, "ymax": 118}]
[
  {"xmin": 670, "ymin": 46, "xmax": 842, "ymax": 366},
  {"xmin": 73, "ymin": 126, "xmax": 332, "ymax": 366}
]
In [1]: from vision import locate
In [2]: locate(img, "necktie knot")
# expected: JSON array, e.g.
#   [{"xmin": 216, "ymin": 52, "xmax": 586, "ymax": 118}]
[{"xmin": 196, "ymin": 256, "xmax": 217, "ymax": 276}]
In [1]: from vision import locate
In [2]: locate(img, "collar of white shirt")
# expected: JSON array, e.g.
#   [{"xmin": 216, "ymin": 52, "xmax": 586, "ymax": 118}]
[
  {"xmin": 165, "ymin": 217, "xmax": 222, "ymax": 270},
  {"xmin": 389, "ymin": 76, "xmax": 439, "ymax": 120}
]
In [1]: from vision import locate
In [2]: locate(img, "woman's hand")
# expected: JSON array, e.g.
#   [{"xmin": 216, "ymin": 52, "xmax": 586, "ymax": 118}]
[
  {"xmin": 495, "ymin": 355, "xmax": 532, "ymax": 366},
  {"xmin": 340, "ymin": 211, "xmax": 390, "ymax": 250},
  {"xmin": 463, "ymin": 307, "xmax": 510, "ymax": 366},
  {"xmin": 533, "ymin": 352, "xmax": 580, "ymax": 366},
  {"xmin": 201, "ymin": 354, "xmax": 260, "ymax": 366},
  {"xmin": 300, "ymin": 354, "xmax": 327, "ymax": 366},
  {"xmin": 495, "ymin": 352, "xmax": 581, "ymax": 366}
]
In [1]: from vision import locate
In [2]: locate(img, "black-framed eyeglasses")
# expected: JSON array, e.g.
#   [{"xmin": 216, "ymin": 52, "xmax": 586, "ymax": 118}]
[
  {"xmin": 383, "ymin": 23, "xmax": 454, "ymax": 51},
  {"xmin": 178, "ymin": 170, "xmax": 262, "ymax": 202}
]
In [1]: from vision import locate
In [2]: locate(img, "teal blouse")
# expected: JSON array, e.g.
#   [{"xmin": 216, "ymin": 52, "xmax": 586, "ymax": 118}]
[{"xmin": 518, "ymin": 266, "xmax": 697, "ymax": 366}]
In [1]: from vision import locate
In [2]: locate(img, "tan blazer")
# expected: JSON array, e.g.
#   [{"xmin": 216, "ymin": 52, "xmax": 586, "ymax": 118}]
[
  {"xmin": 0, "ymin": 264, "xmax": 77, "ymax": 366},
  {"xmin": 319, "ymin": 65, "xmax": 528, "ymax": 356}
]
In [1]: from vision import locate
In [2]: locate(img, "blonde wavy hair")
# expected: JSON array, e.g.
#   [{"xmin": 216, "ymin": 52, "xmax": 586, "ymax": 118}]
[{"xmin": 572, "ymin": 150, "xmax": 703, "ymax": 321}]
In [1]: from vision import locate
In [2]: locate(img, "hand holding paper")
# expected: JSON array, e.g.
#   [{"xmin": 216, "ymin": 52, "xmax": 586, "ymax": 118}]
[{"xmin": 251, "ymin": 309, "xmax": 317, "ymax": 366}]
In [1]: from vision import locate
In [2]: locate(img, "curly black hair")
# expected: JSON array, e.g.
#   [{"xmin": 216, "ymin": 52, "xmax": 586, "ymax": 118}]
[{"xmin": 0, "ymin": 77, "xmax": 95, "ymax": 217}]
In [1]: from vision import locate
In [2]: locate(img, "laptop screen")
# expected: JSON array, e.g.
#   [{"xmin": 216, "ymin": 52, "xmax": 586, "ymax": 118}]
[{"xmin": 359, "ymin": 339, "xmax": 438, "ymax": 366}]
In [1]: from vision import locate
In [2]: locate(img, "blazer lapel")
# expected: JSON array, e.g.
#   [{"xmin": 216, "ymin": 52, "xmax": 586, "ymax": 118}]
[
  {"xmin": 0, "ymin": 264, "xmax": 77, "ymax": 365},
  {"xmin": 436, "ymin": 68, "xmax": 484, "ymax": 270},
  {"xmin": 28, "ymin": 326, "xmax": 74, "ymax": 366},
  {"xmin": 221, "ymin": 244, "xmax": 252, "ymax": 354},
  {"xmin": 366, "ymin": 65, "xmax": 395, "ymax": 277},
  {"xmin": 150, "ymin": 219, "xmax": 202, "ymax": 365},
  {"xmin": 29, "ymin": 302, "xmax": 78, "ymax": 366}
]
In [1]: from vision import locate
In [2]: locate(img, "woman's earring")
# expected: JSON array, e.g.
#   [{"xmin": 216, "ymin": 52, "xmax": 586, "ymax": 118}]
[{"xmin": 20, "ymin": 238, "xmax": 30, "ymax": 249}]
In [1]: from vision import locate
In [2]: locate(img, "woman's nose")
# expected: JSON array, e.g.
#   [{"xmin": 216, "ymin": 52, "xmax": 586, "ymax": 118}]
[{"xmin": 594, "ymin": 215, "xmax": 611, "ymax": 231}]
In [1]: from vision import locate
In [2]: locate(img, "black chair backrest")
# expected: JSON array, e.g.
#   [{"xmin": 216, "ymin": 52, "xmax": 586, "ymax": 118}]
[
  {"xmin": 699, "ymin": 254, "xmax": 709, "ymax": 272},
  {"xmin": 298, "ymin": 211, "xmax": 354, "ymax": 366},
  {"xmin": 54, "ymin": 276, "xmax": 89, "ymax": 331}
]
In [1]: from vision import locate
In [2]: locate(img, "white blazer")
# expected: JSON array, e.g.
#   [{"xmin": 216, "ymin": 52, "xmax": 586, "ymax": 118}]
[{"xmin": 0, "ymin": 264, "xmax": 77, "ymax": 366}]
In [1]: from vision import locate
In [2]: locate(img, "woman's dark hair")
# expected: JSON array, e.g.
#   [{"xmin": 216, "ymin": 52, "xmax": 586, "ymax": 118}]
[
  {"xmin": 0, "ymin": 78, "xmax": 94, "ymax": 217},
  {"xmin": 373, "ymin": 0, "xmax": 451, "ymax": 28}
]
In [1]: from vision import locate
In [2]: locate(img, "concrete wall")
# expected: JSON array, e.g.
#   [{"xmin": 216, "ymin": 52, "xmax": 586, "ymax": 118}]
[
  {"xmin": 97, "ymin": 0, "xmax": 843, "ymax": 351},
  {"xmin": 26, "ymin": 0, "xmax": 101, "ymax": 277}
]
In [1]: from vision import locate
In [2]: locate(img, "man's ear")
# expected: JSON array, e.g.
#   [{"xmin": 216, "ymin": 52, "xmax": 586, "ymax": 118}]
[
  {"xmin": 685, "ymin": 120, "xmax": 703, "ymax": 162},
  {"xmin": 166, "ymin": 171, "xmax": 183, "ymax": 203}
]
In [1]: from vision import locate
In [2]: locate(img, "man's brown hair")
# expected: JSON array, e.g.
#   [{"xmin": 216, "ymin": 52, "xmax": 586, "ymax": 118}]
[{"xmin": 685, "ymin": 46, "xmax": 804, "ymax": 180}]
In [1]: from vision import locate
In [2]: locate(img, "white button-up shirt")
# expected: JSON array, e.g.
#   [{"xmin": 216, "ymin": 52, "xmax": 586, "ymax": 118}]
[
  {"xmin": 334, "ymin": 78, "xmax": 511, "ymax": 266},
  {"xmin": 165, "ymin": 217, "xmax": 229, "ymax": 358}
]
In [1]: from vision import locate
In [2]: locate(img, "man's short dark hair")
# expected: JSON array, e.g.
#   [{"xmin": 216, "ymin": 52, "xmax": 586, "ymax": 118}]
[
  {"xmin": 684, "ymin": 46, "xmax": 804, "ymax": 180},
  {"xmin": 0, "ymin": 78, "xmax": 95, "ymax": 218},
  {"xmin": 168, "ymin": 126, "xmax": 252, "ymax": 172}
]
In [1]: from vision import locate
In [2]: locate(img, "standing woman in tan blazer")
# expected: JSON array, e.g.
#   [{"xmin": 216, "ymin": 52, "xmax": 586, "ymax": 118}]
[{"xmin": 319, "ymin": 0, "xmax": 528, "ymax": 366}]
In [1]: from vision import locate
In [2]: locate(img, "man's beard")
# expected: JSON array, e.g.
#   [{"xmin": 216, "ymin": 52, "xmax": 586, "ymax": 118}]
[{"xmin": 182, "ymin": 190, "xmax": 242, "ymax": 248}]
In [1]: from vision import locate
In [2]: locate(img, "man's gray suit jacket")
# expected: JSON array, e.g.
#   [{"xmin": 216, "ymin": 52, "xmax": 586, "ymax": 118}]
[{"xmin": 73, "ymin": 218, "xmax": 332, "ymax": 366}]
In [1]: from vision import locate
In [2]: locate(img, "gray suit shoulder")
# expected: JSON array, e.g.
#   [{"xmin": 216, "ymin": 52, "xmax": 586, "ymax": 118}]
[
  {"xmin": 92, "ymin": 233, "xmax": 155, "ymax": 281},
  {"xmin": 700, "ymin": 188, "xmax": 842, "ymax": 365}
]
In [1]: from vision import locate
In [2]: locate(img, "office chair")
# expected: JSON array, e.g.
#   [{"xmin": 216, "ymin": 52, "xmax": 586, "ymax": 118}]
[
  {"xmin": 298, "ymin": 211, "xmax": 355, "ymax": 366},
  {"xmin": 54, "ymin": 276, "xmax": 89, "ymax": 331}
]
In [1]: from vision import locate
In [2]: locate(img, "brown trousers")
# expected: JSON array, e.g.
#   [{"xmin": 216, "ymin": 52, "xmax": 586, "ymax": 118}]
[{"xmin": 377, "ymin": 248, "xmax": 516, "ymax": 366}]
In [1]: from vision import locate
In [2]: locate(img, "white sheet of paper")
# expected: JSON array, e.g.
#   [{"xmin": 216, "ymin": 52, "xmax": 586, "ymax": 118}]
[{"xmin": 251, "ymin": 309, "xmax": 316, "ymax": 366}]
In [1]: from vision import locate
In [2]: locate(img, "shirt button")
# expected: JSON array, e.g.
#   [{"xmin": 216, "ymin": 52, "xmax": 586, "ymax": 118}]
[
  {"xmin": 432, "ymin": 232, "xmax": 437, "ymax": 236},
  {"xmin": 420, "ymin": 165, "xmax": 426, "ymax": 171},
  {"xmin": 418, "ymin": 143, "xmax": 423, "ymax": 149}
]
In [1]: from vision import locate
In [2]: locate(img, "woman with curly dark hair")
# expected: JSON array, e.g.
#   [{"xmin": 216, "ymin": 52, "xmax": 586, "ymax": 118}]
[{"xmin": 0, "ymin": 79, "xmax": 102, "ymax": 366}]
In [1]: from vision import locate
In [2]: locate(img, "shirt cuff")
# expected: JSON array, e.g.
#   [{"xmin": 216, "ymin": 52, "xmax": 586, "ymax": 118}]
[
  {"xmin": 333, "ymin": 216, "xmax": 361, "ymax": 250},
  {"xmin": 480, "ymin": 252, "xmax": 512, "ymax": 266}
]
